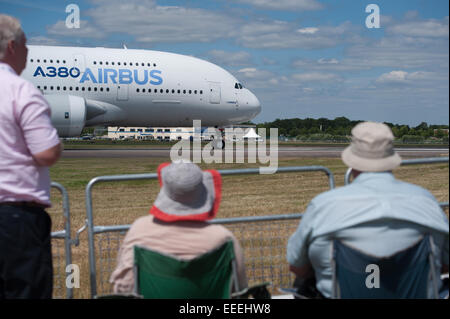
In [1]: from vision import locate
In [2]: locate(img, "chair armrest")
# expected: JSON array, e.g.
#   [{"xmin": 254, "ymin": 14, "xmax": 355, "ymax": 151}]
[{"xmin": 278, "ymin": 287, "xmax": 309, "ymax": 299}]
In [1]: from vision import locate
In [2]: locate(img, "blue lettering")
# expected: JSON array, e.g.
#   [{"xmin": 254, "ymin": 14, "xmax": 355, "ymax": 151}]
[
  {"xmin": 58, "ymin": 67, "xmax": 69, "ymax": 78},
  {"xmin": 79, "ymin": 68, "xmax": 98, "ymax": 84},
  {"xmin": 69, "ymin": 67, "xmax": 80, "ymax": 78},
  {"xmin": 134, "ymin": 69, "xmax": 148, "ymax": 85},
  {"xmin": 33, "ymin": 66, "xmax": 46, "ymax": 77},
  {"xmin": 119, "ymin": 69, "xmax": 132, "ymax": 84},
  {"xmin": 97, "ymin": 69, "xmax": 103, "ymax": 84},
  {"xmin": 46, "ymin": 66, "xmax": 57, "ymax": 77},
  {"xmin": 149, "ymin": 70, "xmax": 163, "ymax": 85},
  {"xmin": 103, "ymin": 69, "xmax": 117, "ymax": 84}
]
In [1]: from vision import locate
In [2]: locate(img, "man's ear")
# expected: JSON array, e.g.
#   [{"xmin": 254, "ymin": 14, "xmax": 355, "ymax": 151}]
[{"xmin": 7, "ymin": 39, "xmax": 16, "ymax": 54}]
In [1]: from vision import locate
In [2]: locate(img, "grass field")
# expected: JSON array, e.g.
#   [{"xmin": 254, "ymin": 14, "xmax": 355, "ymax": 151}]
[{"xmin": 47, "ymin": 150, "xmax": 449, "ymax": 299}]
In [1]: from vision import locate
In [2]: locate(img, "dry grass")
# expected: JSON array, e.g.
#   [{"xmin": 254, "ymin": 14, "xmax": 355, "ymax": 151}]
[{"xmin": 47, "ymin": 155, "xmax": 449, "ymax": 298}]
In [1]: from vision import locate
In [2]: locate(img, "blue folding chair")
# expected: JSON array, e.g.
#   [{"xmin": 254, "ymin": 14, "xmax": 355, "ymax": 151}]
[{"xmin": 331, "ymin": 235, "xmax": 440, "ymax": 299}]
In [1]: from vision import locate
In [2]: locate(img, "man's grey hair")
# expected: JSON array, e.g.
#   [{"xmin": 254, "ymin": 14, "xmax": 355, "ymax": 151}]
[{"xmin": 0, "ymin": 14, "xmax": 25, "ymax": 60}]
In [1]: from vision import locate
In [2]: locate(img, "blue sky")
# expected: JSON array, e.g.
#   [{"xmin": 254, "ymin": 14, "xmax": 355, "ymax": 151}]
[{"xmin": 1, "ymin": 0, "xmax": 448, "ymax": 126}]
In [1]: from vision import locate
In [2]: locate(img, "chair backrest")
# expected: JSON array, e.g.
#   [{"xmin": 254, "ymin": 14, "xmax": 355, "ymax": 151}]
[
  {"xmin": 331, "ymin": 235, "xmax": 439, "ymax": 299},
  {"xmin": 133, "ymin": 240, "xmax": 238, "ymax": 299}
]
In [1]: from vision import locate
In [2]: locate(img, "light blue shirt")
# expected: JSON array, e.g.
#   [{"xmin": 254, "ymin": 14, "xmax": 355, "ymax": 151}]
[{"xmin": 287, "ymin": 172, "xmax": 449, "ymax": 298}]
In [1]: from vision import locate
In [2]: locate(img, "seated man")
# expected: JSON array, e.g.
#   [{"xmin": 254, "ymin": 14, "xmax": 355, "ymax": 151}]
[
  {"xmin": 287, "ymin": 122, "xmax": 449, "ymax": 298},
  {"xmin": 110, "ymin": 161, "xmax": 247, "ymax": 293}
]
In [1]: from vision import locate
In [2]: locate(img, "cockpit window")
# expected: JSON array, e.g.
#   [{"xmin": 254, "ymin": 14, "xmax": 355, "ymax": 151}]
[{"xmin": 235, "ymin": 83, "xmax": 244, "ymax": 89}]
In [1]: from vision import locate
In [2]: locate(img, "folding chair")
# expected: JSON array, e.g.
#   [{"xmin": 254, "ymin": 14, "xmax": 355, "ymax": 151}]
[
  {"xmin": 133, "ymin": 240, "xmax": 271, "ymax": 299},
  {"xmin": 331, "ymin": 235, "xmax": 440, "ymax": 299}
]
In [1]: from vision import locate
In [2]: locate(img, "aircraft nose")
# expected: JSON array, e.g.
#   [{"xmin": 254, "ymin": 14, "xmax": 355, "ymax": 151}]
[{"xmin": 247, "ymin": 90, "xmax": 261, "ymax": 118}]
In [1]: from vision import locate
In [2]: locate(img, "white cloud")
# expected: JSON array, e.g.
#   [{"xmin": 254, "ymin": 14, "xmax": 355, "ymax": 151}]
[
  {"xmin": 46, "ymin": 20, "xmax": 105, "ymax": 39},
  {"xmin": 27, "ymin": 36, "xmax": 64, "ymax": 46},
  {"xmin": 82, "ymin": 1, "xmax": 239, "ymax": 44},
  {"xmin": 292, "ymin": 72, "xmax": 341, "ymax": 82},
  {"xmin": 237, "ymin": 20, "xmax": 356, "ymax": 49},
  {"xmin": 206, "ymin": 50, "xmax": 252, "ymax": 66},
  {"xmin": 387, "ymin": 17, "xmax": 449, "ymax": 38},
  {"xmin": 297, "ymin": 27, "xmax": 319, "ymax": 34},
  {"xmin": 376, "ymin": 70, "xmax": 408, "ymax": 83},
  {"xmin": 233, "ymin": 0, "xmax": 323, "ymax": 11},
  {"xmin": 375, "ymin": 70, "xmax": 441, "ymax": 86}
]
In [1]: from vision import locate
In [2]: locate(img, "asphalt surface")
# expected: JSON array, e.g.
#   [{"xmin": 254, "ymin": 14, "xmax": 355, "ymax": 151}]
[{"xmin": 62, "ymin": 146, "xmax": 449, "ymax": 159}]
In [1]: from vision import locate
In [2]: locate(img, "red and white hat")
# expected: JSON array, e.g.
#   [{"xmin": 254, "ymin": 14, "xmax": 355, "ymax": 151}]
[{"xmin": 150, "ymin": 162, "xmax": 222, "ymax": 222}]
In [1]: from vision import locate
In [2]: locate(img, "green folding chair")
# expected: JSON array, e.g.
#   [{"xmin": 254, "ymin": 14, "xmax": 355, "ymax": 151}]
[{"xmin": 133, "ymin": 240, "xmax": 271, "ymax": 299}]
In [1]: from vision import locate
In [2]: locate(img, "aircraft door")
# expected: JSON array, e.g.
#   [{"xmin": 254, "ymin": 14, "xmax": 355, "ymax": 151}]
[
  {"xmin": 208, "ymin": 82, "xmax": 221, "ymax": 104},
  {"xmin": 117, "ymin": 85, "xmax": 129, "ymax": 101},
  {"xmin": 72, "ymin": 54, "xmax": 86, "ymax": 75}
]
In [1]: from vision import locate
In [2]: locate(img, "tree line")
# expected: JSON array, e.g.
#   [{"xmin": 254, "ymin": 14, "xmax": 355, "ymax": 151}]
[{"xmin": 253, "ymin": 117, "xmax": 449, "ymax": 143}]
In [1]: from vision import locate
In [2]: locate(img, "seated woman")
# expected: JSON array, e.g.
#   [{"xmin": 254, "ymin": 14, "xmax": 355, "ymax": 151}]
[{"xmin": 109, "ymin": 161, "xmax": 248, "ymax": 293}]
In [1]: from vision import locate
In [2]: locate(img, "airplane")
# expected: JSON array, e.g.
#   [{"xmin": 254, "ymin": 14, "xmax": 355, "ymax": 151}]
[{"xmin": 21, "ymin": 45, "xmax": 261, "ymax": 137}]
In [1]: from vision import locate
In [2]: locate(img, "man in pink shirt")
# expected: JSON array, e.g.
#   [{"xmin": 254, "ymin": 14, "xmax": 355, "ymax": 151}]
[{"xmin": 0, "ymin": 14, "xmax": 61, "ymax": 299}]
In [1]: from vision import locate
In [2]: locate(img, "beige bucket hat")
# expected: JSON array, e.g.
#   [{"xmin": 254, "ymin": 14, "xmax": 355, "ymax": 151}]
[{"xmin": 341, "ymin": 122, "xmax": 402, "ymax": 172}]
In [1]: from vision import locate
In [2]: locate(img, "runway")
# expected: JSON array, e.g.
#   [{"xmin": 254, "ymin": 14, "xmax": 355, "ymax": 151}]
[{"xmin": 62, "ymin": 146, "xmax": 449, "ymax": 159}]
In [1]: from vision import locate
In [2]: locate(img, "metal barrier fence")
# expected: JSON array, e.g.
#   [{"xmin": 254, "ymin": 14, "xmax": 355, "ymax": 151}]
[
  {"xmin": 344, "ymin": 157, "xmax": 449, "ymax": 209},
  {"xmin": 50, "ymin": 182, "xmax": 74, "ymax": 299},
  {"xmin": 85, "ymin": 166, "xmax": 335, "ymax": 298}
]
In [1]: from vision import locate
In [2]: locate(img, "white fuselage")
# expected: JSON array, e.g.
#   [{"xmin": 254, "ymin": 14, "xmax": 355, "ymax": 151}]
[{"xmin": 21, "ymin": 45, "xmax": 261, "ymax": 133}]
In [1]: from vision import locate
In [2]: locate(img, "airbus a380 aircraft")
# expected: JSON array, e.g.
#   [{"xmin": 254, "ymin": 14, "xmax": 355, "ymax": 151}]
[{"xmin": 21, "ymin": 45, "xmax": 261, "ymax": 137}]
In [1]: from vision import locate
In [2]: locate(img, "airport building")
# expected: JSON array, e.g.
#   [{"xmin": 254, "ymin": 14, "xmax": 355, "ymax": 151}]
[{"xmin": 107, "ymin": 126, "xmax": 262, "ymax": 141}]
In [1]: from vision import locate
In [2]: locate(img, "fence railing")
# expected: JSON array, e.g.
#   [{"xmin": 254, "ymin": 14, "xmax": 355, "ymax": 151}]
[
  {"xmin": 48, "ymin": 157, "xmax": 448, "ymax": 298},
  {"xmin": 50, "ymin": 182, "xmax": 74, "ymax": 299},
  {"xmin": 84, "ymin": 166, "xmax": 335, "ymax": 298},
  {"xmin": 344, "ymin": 157, "xmax": 449, "ymax": 209}
]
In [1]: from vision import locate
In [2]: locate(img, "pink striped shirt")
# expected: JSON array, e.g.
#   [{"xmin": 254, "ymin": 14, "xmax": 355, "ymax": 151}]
[{"xmin": 0, "ymin": 62, "xmax": 60, "ymax": 207}]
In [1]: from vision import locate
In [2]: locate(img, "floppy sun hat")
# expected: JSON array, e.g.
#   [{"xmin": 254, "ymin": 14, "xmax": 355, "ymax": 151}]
[
  {"xmin": 341, "ymin": 122, "xmax": 402, "ymax": 172},
  {"xmin": 150, "ymin": 162, "xmax": 222, "ymax": 222}
]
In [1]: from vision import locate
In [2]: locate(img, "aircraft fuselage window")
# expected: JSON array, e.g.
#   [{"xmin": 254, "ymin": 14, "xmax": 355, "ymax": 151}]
[
  {"xmin": 106, "ymin": 88, "xmax": 110, "ymax": 92},
  {"xmin": 136, "ymin": 88, "xmax": 140, "ymax": 92},
  {"xmin": 30, "ymin": 59, "xmax": 33, "ymax": 62},
  {"xmin": 118, "ymin": 62, "xmax": 121, "ymax": 65},
  {"xmin": 76, "ymin": 87, "xmax": 79, "ymax": 91},
  {"xmin": 166, "ymin": 89, "xmax": 169, "ymax": 93},
  {"xmin": 57, "ymin": 60, "xmax": 60, "ymax": 63},
  {"xmin": 94, "ymin": 87, "xmax": 97, "ymax": 91},
  {"xmin": 124, "ymin": 62, "xmax": 127, "ymax": 66}
]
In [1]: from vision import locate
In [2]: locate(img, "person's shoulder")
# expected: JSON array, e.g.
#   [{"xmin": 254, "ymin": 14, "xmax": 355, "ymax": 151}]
[
  {"xmin": 392, "ymin": 177, "xmax": 437, "ymax": 199},
  {"xmin": 310, "ymin": 184, "xmax": 352, "ymax": 205},
  {"xmin": 130, "ymin": 215, "xmax": 156, "ymax": 229}
]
